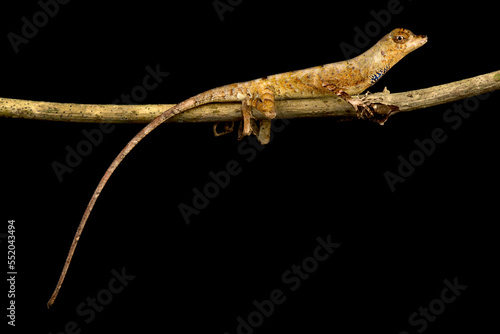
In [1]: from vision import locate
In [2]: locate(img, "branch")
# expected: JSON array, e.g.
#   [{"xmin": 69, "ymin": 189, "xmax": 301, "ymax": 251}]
[{"xmin": 1, "ymin": 70, "xmax": 499, "ymax": 124}]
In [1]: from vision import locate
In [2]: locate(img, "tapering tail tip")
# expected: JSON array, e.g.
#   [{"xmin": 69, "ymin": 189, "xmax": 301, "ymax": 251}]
[{"xmin": 47, "ymin": 289, "xmax": 58, "ymax": 309}]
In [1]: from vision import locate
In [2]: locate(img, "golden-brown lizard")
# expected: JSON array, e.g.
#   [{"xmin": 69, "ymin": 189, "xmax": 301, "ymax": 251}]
[{"xmin": 47, "ymin": 28, "xmax": 427, "ymax": 308}]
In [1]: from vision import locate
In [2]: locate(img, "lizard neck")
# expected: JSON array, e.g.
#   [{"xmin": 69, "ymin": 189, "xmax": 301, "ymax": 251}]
[
  {"xmin": 360, "ymin": 42, "xmax": 406, "ymax": 79},
  {"xmin": 336, "ymin": 43, "xmax": 407, "ymax": 95}
]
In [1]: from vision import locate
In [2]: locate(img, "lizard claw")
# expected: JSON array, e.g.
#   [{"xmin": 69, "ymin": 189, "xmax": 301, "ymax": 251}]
[
  {"xmin": 338, "ymin": 91, "xmax": 398, "ymax": 125},
  {"xmin": 237, "ymin": 118, "xmax": 259, "ymax": 140},
  {"xmin": 213, "ymin": 121, "xmax": 235, "ymax": 137},
  {"xmin": 237, "ymin": 95, "xmax": 274, "ymax": 145},
  {"xmin": 347, "ymin": 97, "xmax": 375, "ymax": 119}
]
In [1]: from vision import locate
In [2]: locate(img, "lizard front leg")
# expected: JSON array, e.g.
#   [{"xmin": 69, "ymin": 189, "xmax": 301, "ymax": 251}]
[
  {"xmin": 323, "ymin": 84, "xmax": 393, "ymax": 124},
  {"xmin": 238, "ymin": 86, "xmax": 276, "ymax": 145},
  {"xmin": 336, "ymin": 90, "xmax": 397, "ymax": 124},
  {"xmin": 335, "ymin": 89, "xmax": 375, "ymax": 119}
]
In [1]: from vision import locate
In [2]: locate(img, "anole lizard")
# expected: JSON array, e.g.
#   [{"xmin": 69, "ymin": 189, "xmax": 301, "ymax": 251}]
[{"xmin": 47, "ymin": 28, "xmax": 427, "ymax": 308}]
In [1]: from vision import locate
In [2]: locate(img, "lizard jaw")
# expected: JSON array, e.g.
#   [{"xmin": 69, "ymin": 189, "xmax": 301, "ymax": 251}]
[{"xmin": 407, "ymin": 34, "xmax": 428, "ymax": 53}]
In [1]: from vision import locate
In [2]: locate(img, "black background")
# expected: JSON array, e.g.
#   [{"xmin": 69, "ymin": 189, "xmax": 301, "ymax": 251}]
[{"xmin": 1, "ymin": 0, "xmax": 498, "ymax": 333}]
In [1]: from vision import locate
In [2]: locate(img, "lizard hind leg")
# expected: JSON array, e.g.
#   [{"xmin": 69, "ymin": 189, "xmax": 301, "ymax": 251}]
[
  {"xmin": 254, "ymin": 86, "xmax": 277, "ymax": 120},
  {"xmin": 213, "ymin": 121, "xmax": 235, "ymax": 137},
  {"xmin": 238, "ymin": 87, "xmax": 276, "ymax": 145}
]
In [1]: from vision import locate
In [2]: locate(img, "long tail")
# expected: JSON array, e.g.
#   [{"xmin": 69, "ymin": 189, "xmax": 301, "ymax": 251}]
[{"xmin": 47, "ymin": 97, "xmax": 202, "ymax": 308}]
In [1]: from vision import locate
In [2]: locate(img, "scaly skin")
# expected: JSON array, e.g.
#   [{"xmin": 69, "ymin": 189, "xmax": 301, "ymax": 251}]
[{"xmin": 47, "ymin": 28, "xmax": 427, "ymax": 308}]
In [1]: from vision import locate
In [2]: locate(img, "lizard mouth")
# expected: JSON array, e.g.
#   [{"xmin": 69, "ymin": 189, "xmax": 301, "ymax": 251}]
[
  {"xmin": 408, "ymin": 34, "xmax": 428, "ymax": 52},
  {"xmin": 415, "ymin": 34, "xmax": 428, "ymax": 46},
  {"xmin": 417, "ymin": 35, "xmax": 428, "ymax": 44}
]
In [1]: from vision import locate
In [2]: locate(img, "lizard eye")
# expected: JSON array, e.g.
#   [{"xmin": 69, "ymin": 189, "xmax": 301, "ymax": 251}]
[{"xmin": 393, "ymin": 33, "xmax": 409, "ymax": 44}]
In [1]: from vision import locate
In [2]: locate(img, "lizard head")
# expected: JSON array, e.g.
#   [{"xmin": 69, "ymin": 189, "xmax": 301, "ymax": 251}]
[
  {"xmin": 382, "ymin": 28, "xmax": 428, "ymax": 57},
  {"xmin": 358, "ymin": 28, "xmax": 427, "ymax": 89}
]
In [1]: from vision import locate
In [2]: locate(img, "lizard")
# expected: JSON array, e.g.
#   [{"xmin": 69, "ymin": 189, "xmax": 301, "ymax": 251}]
[{"xmin": 47, "ymin": 28, "xmax": 427, "ymax": 308}]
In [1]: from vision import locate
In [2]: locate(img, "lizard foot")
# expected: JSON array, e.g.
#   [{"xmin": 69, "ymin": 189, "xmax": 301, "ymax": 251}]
[
  {"xmin": 337, "ymin": 91, "xmax": 398, "ymax": 125},
  {"xmin": 238, "ymin": 100, "xmax": 259, "ymax": 139},
  {"xmin": 237, "ymin": 118, "xmax": 272, "ymax": 145},
  {"xmin": 237, "ymin": 91, "xmax": 275, "ymax": 145},
  {"xmin": 213, "ymin": 121, "xmax": 235, "ymax": 137}
]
